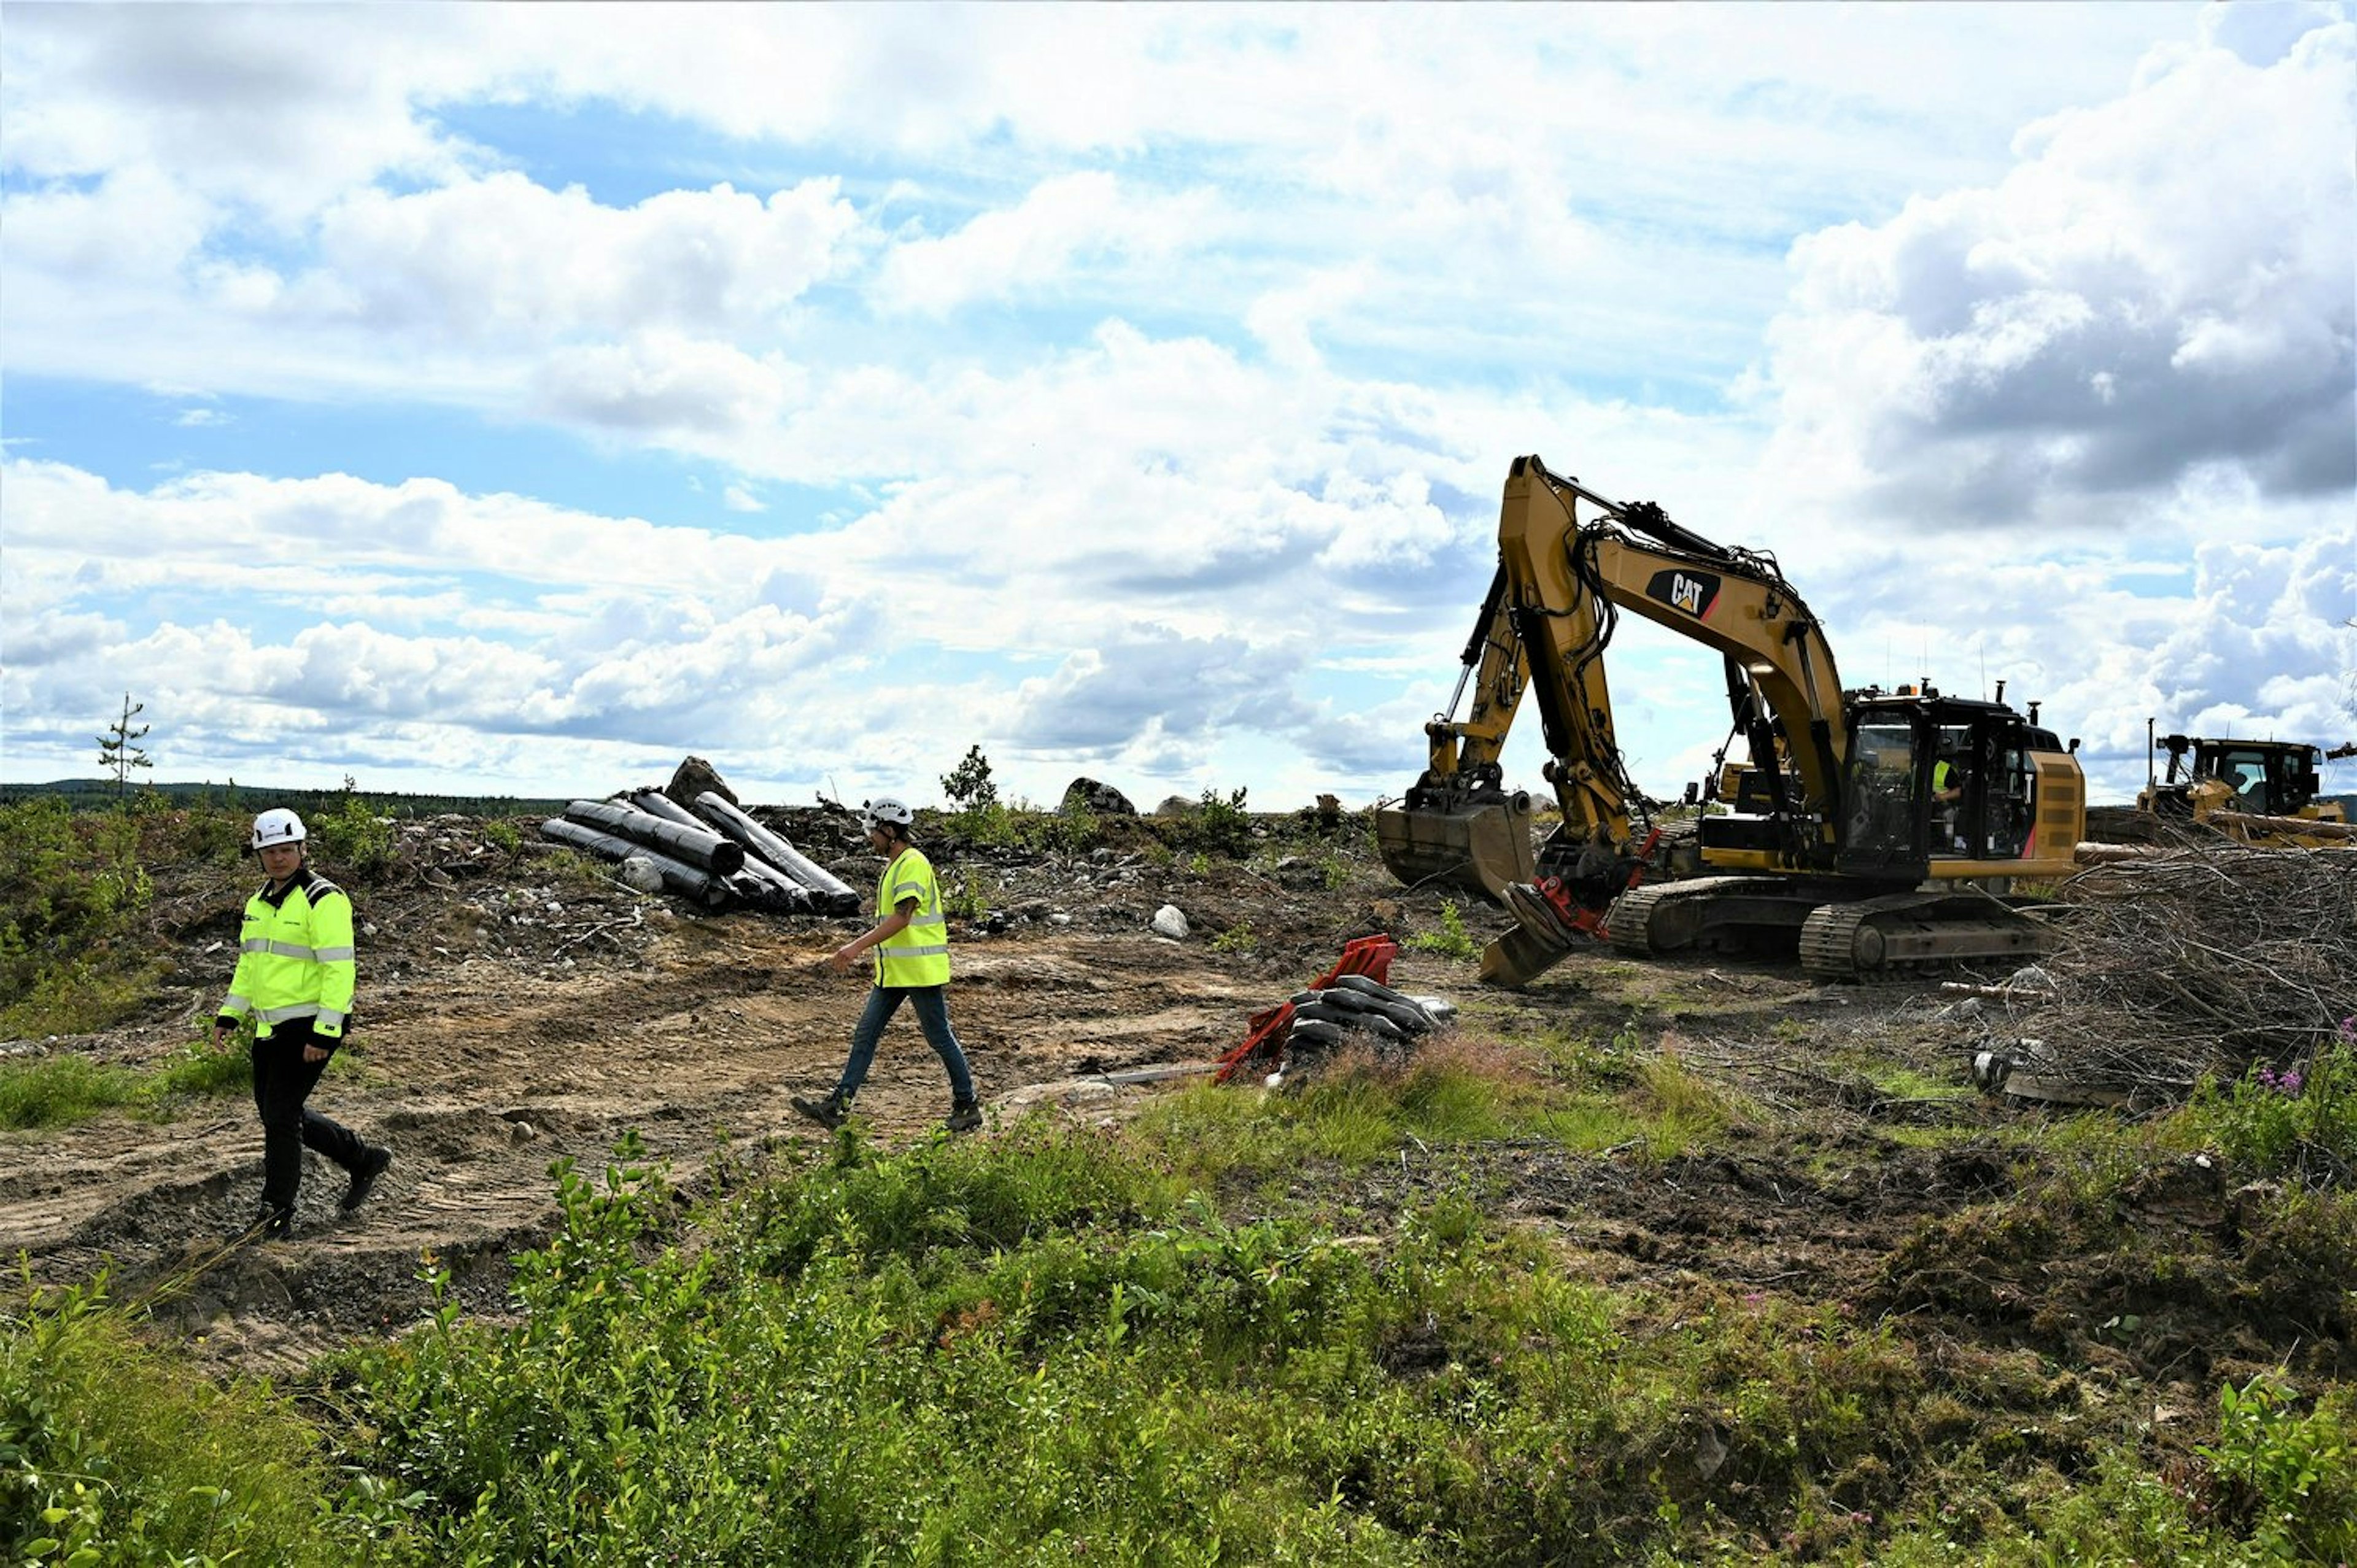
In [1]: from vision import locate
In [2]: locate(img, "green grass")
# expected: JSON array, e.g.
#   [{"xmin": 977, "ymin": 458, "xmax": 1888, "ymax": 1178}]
[
  {"xmin": 4, "ymin": 872, "xmax": 2352, "ymax": 1568},
  {"xmin": 7, "ymin": 1064, "xmax": 2355, "ymax": 1564},
  {"xmin": 0, "ymin": 1035, "xmax": 372, "ymax": 1130}
]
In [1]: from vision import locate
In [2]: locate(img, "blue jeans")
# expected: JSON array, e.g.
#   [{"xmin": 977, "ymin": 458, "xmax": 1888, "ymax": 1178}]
[{"xmin": 837, "ymin": 985, "xmax": 974, "ymax": 1104}]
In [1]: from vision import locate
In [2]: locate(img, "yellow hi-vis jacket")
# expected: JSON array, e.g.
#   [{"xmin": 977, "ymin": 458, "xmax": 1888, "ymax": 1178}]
[
  {"xmin": 872, "ymin": 846, "xmax": 950, "ymax": 988},
  {"xmin": 220, "ymin": 867, "xmax": 357, "ymax": 1038}
]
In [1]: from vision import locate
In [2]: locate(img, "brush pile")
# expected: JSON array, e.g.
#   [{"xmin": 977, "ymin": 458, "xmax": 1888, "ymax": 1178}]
[{"xmin": 1971, "ymin": 836, "xmax": 2356, "ymax": 1102}]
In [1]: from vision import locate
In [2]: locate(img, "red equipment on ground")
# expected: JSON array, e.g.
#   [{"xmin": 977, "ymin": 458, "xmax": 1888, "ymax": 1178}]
[{"xmin": 1212, "ymin": 934, "xmax": 1399, "ymax": 1084}]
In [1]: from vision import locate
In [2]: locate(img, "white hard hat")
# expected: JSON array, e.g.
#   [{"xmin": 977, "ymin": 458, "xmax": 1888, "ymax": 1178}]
[
  {"xmin": 861, "ymin": 796, "xmax": 915, "ymax": 831},
  {"xmin": 250, "ymin": 808, "xmax": 308, "ymax": 849}
]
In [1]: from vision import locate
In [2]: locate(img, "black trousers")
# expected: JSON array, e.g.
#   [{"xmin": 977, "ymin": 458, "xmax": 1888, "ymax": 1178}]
[{"xmin": 250, "ymin": 1021, "xmax": 365, "ymax": 1215}]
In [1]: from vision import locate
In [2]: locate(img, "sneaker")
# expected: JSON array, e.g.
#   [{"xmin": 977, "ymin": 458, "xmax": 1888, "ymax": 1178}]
[
  {"xmin": 944, "ymin": 1098, "xmax": 982, "ymax": 1133},
  {"xmin": 339, "ymin": 1145, "xmax": 392, "ymax": 1213},
  {"xmin": 792, "ymin": 1092, "xmax": 851, "ymax": 1130},
  {"xmin": 253, "ymin": 1205, "xmax": 295, "ymax": 1240}
]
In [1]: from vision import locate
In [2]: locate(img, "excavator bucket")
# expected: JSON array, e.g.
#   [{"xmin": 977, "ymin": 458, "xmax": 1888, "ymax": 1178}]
[{"xmin": 1375, "ymin": 795, "xmax": 1536, "ymax": 903}]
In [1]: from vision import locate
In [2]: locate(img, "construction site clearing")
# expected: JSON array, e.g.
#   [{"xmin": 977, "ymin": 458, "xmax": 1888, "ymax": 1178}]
[{"xmin": 1, "ymin": 764, "xmax": 2350, "ymax": 1394}]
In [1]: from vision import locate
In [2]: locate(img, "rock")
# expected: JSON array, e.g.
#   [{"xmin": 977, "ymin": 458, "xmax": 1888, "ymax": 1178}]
[
  {"xmin": 665, "ymin": 755, "xmax": 738, "ymax": 810},
  {"xmin": 1062, "ymin": 777, "xmax": 1136, "ymax": 816},
  {"xmin": 1153, "ymin": 795, "xmax": 1194, "ymax": 817},
  {"xmin": 617, "ymin": 855, "xmax": 665, "ymax": 893},
  {"xmin": 1150, "ymin": 905, "xmax": 1190, "ymax": 940},
  {"xmin": 1048, "ymin": 912, "xmax": 1073, "ymax": 927}
]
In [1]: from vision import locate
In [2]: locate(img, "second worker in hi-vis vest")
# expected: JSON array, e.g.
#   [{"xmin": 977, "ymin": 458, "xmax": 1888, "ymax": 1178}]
[{"xmin": 794, "ymin": 796, "xmax": 982, "ymax": 1134}]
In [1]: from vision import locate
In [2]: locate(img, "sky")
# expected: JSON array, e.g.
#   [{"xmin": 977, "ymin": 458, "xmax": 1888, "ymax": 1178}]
[{"xmin": 3, "ymin": 1, "xmax": 2351, "ymax": 811}]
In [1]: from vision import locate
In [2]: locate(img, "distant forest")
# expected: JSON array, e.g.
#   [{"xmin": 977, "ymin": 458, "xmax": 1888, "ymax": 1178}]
[{"xmin": 0, "ymin": 778, "xmax": 571, "ymax": 819}]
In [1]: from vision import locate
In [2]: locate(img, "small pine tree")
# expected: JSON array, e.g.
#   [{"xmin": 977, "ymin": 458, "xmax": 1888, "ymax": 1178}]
[
  {"xmin": 940, "ymin": 744, "xmax": 999, "ymax": 810},
  {"xmin": 96, "ymin": 692, "xmax": 153, "ymax": 801}
]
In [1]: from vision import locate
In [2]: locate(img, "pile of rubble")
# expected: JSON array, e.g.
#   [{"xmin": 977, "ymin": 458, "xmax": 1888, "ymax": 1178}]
[{"xmin": 539, "ymin": 759, "xmax": 861, "ymax": 916}]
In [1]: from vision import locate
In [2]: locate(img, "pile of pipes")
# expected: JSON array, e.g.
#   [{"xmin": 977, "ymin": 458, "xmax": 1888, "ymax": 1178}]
[
  {"xmin": 1282, "ymin": 975, "xmax": 1455, "ymax": 1071},
  {"xmin": 541, "ymin": 790, "xmax": 861, "ymax": 915}
]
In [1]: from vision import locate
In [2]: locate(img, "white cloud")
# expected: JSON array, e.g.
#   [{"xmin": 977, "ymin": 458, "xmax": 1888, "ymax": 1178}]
[
  {"xmin": 306, "ymin": 174, "xmax": 865, "ymax": 344},
  {"xmin": 1755, "ymin": 14, "xmax": 2355, "ymax": 531},
  {"xmin": 9, "ymin": 1, "xmax": 2345, "ymax": 816},
  {"xmin": 874, "ymin": 171, "xmax": 1224, "ymax": 318}
]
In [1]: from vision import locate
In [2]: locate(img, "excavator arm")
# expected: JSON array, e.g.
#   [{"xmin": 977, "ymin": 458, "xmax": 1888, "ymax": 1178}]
[
  {"xmin": 1378, "ymin": 453, "xmax": 1849, "ymax": 900},
  {"xmin": 1497, "ymin": 455, "xmax": 1849, "ymax": 865}
]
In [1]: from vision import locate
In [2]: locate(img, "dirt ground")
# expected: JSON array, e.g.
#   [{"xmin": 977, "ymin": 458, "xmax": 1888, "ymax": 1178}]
[{"xmin": 2, "ymin": 808, "xmax": 2307, "ymax": 1410}]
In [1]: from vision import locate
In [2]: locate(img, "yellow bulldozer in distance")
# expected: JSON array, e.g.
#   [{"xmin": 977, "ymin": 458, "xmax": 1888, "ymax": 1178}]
[
  {"xmin": 2126, "ymin": 726, "xmax": 2355, "ymax": 849},
  {"xmin": 1376, "ymin": 454, "xmax": 2088, "ymax": 985}
]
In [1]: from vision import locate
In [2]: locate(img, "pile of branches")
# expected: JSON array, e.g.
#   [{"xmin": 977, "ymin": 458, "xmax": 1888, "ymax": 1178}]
[{"xmin": 1981, "ymin": 839, "xmax": 2356, "ymax": 1099}]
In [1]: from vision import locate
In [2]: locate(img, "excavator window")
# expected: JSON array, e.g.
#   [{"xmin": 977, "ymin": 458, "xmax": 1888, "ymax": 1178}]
[
  {"xmin": 1983, "ymin": 735, "xmax": 2033, "ymax": 859},
  {"xmin": 1841, "ymin": 722, "xmax": 1925, "ymax": 873},
  {"xmin": 1931, "ymin": 725, "xmax": 1971, "ymax": 855}
]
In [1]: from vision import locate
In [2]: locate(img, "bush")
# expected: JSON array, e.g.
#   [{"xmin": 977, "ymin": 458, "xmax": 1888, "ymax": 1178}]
[
  {"xmin": 2194, "ymin": 1373, "xmax": 2356, "ymax": 1564},
  {"xmin": 1406, "ymin": 900, "xmax": 1479, "ymax": 960},
  {"xmin": 1, "ymin": 1280, "xmax": 413, "ymax": 1564},
  {"xmin": 1191, "ymin": 786, "xmax": 1254, "ymax": 856},
  {"xmin": 0, "ymin": 800, "xmax": 171, "ymax": 1038},
  {"xmin": 2191, "ymin": 1036, "xmax": 2357, "ymax": 1186},
  {"xmin": 309, "ymin": 793, "xmax": 397, "ymax": 878},
  {"xmin": 940, "ymin": 744, "xmax": 999, "ymax": 811}
]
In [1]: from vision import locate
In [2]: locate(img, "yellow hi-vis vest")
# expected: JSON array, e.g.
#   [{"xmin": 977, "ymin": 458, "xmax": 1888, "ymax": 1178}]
[
  {"xmin": 220, "ymin": 868, "xmax": 357, "ymax": 1038},
  {"xmin": 872, "ymin": 846, "xmax": 950, "ymax": 987}
]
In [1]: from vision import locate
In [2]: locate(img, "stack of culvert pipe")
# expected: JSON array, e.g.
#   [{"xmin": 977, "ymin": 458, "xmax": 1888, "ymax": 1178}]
[
  {"xmin": 690, "ymin": 792, "xmax": 862, "ymax": 914},
  {"xmin": 562, "ymin": 798, "xmax": 746, "ymax": 876},
  {"xmin": 540, "ymin": 790, "xmax": 862, "ymax": 916},
  {"xmin": 540, "ymin": 817, "xmax": 731, "ymax": 908}
]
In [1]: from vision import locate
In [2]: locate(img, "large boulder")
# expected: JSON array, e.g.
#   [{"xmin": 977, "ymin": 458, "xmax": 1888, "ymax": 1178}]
[
  {"xmin": 1062, "ymin": 777, "xmax": 1136, "ymax": 816},
  {"xmin": 666, "ymin": 755, "xmax": 738, "ymax": 811}
]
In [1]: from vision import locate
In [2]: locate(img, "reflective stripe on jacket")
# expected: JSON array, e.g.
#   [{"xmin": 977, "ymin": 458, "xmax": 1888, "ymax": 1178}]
[
  {"xmin": 872, "ymin": 846, "xmax": 950, "ymax": 988},
  {"xmin": 220, "ymin": 867, "xmax": 357, "ymax": 1038}
]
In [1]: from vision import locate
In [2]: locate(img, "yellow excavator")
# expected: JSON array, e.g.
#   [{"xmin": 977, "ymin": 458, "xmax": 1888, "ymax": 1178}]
[
  {"xmin": 2127, "ymin": 726, "xmax": 2355, "ymax": 848},
  {"xmin": 1375, "ymin": 454, "xmax": 2088, "ymax": 984}
]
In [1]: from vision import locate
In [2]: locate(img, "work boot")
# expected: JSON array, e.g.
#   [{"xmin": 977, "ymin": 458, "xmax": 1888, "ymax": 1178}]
[
  {"xmin": 944, "ymin": 1097, "xmax": 983, "ymax": 1134},
  {"xmin": 252, "ymin": 1205, "xmax": 296, "ymax": 1240},
  {"xmin": 792, "ymin": 1091, "xmax": 851, "ymax": 1130},
  {"xmin": 340, "ymin": 1145, "xmax": 392, "ymax": 1213}
]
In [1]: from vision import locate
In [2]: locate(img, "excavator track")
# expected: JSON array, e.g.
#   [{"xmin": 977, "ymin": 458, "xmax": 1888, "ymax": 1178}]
[
  {"xmin": 1603, "ymin": 877, "xmax": 1795, "ymax": 957},
  {"xmin": 1798, "ymin": 889, "xmax": 2057, "ymax": 982}
]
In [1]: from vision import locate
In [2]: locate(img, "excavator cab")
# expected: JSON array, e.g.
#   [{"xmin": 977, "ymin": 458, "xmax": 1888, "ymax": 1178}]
[
  {"xmin": 2138, "ymin": 735, "xmax": 2347, "ymax": 838},
  {"xmin": 1833, "ymin": 693, "xmax": 2054, "ymax": 879}
]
